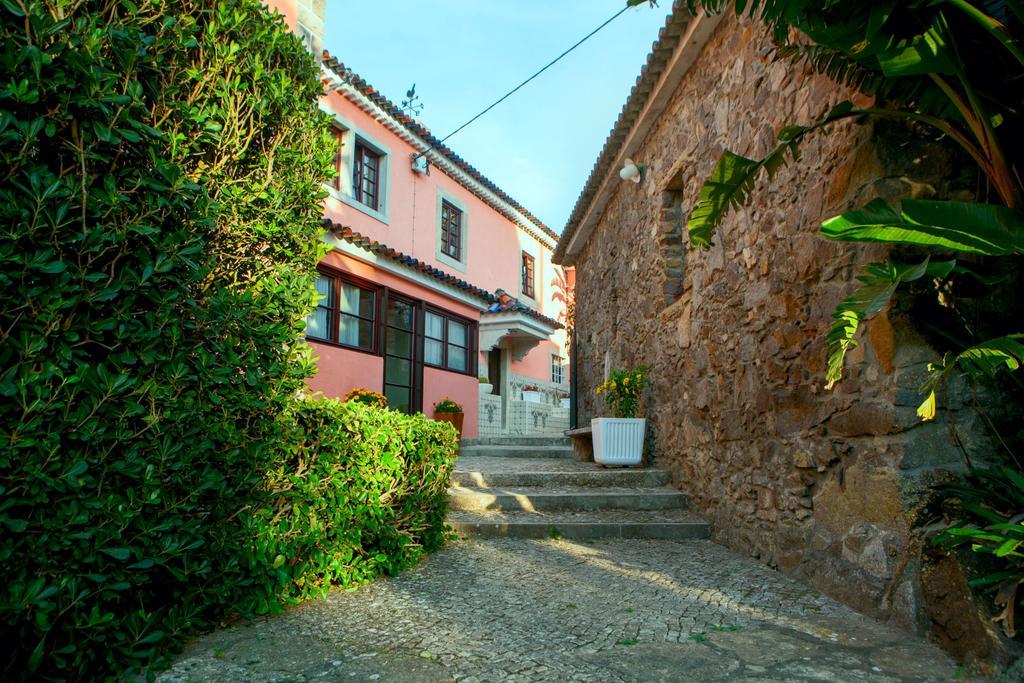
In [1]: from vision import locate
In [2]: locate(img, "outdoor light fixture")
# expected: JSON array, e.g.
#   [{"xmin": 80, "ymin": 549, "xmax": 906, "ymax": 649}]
[
  {"xmin": 411, "ymin": 153, "xmax": 429, "ymax": 175},
  {"xmin": 619, "ymin": 158, "xmax": 644, "ymax": 183}
]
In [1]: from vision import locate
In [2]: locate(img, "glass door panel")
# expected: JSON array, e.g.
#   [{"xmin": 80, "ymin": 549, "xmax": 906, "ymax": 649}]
[{"xmin": 383, "ymin": 297, "xmax": 418, "ymax": 414}]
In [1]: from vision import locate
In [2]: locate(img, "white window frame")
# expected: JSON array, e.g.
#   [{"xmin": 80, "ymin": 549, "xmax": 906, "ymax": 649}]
[
  {"xmin": 551, "ymin": 354, "xmax": 565, "ymax": 385},
  {"xmin": 322, "ymin": 111, "xmax": 391, "ymax": 225},
  {"xmin": 435, "ymin": 189, "xmax": 468, "ymax": 272}
]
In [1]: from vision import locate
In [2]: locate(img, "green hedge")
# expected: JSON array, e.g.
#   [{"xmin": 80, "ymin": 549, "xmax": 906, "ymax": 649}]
[
  {"xmin": 1, "ymin": 1, "xmax": 459, "ymax": 678},
  {"xmin": 257, "ymin": 399, "xmax": 459, "ymax": 601},
  {"xmin": 0, "ymin": 0, "xmax": 352, "ymax": 678}
]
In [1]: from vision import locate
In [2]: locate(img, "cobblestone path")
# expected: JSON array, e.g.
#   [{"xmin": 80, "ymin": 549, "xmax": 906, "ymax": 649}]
[{"xmin": 161, "ymin": 538, "xmax": 960, "ymax": 682}]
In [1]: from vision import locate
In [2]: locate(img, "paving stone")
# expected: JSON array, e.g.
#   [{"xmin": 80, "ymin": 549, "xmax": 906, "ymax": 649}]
[{"xmin": 159, "ymin": 538, "xmax": 962, "ymax": 682}]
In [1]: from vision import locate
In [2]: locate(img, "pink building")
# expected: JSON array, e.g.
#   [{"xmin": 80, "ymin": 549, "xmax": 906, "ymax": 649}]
[{"xmin": 268, "ymin": 0, "xmax": 571, "ymax": 438}]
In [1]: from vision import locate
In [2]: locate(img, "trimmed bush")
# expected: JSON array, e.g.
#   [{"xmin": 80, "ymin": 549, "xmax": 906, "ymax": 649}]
[
  {"xmin": 258, "ymin": 398, "xmax": 458, "ymax": 600},
  {"xmin": 0, "ymin": 0, "xmax": 336, "ymax": 678}
]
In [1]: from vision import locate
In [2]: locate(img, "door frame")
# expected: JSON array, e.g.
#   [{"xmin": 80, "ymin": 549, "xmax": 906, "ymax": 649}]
[{"xmin": 381, "ymin": 290, "xmax": 423, "ymax": 414}]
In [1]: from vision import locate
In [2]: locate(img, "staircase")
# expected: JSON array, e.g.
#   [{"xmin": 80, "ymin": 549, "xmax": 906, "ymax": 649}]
[{"xmin": 448, "ymin": 437, "xmax": 710, "ymax": 540}]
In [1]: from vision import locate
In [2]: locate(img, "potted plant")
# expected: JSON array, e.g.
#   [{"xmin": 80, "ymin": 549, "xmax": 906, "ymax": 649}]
[
  {"xmin": 343, "ymin": 387, "xmax": 388, "ymax": 409},
  {"xmin": 433, "ymin": 397, "xmax": 464, "ymax": 446},
  {"xmin": 592, "ymin": 367, "xmax": 647, "ymax": 466},
  {"xmin": 478, "ymin": 375, "xmax": 493, "ymax": 395},
  {"xmin": 521, "ymin": 384, "xmax": 541, "ymax": 403}
]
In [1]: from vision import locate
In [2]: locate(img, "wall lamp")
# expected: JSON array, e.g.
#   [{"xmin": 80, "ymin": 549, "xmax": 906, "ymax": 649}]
[{"xmin": 619, "ymin": 158, "xmax": 644, "ymax": 184}]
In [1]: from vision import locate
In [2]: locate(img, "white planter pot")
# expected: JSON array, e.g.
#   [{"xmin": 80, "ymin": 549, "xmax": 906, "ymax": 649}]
[
  {"xmin": 560, "ymin": 398, "xmax": 571, "ymax": 409},
  {"xmin": 522, "ymin": 390, "xmax": 541, "ymax": 403},
  {"xmin": 478, "ymin": 383, "xmax": 493, "ymax": 395},
  {"xmin": 591, "ymin": 417, "xmax": 646, "ymax": 466}
]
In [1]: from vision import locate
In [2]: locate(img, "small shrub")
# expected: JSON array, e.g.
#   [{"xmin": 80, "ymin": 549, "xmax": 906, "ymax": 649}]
[
  {"xmin": 258, "ymin": 398, "xmax": 459, "ymax": 598},
  {"xmin": 344, "ymin": 387, "xmax": 388, "ymax": 409}
]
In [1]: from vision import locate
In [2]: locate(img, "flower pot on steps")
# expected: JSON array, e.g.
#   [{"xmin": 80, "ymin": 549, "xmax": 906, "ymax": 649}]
[{"xmin": 591, "ymin": 417, "xmax": 645, "ymax": 466}]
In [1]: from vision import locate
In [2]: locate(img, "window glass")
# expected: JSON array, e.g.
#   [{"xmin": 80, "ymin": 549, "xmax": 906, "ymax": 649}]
[
  {"xmin": 424, "ymin": 338, "xmax": 444, "ymax": 366},
  {"xmin": 551, "ymin": 355, "xmax": 565, "ymax": 384},
  {"xmin": 307, "ymin": 274, "xmax": 376, "ymax": 351},
  {"xmin": 385, "ymin": 358, "xmax": 412, "ymax": 385},
  {"xmin": 306, "ymin": 274, "xmax": 334, "ymax": 340},
  {"xmin": 425, "ymin": 311, "xmax": 444, "ymax": 340},
  {"xmin": 307, "ymin": 307, "xmax": 330, "ymax": 340},
  {"xmin": 441, "ymin": 200, "xmax": 462, "ymax": 261},
  {"xmin": 386, "ymin": 328, "xmax": 413, "ymax": 358},
  {"xmin": 448, "ymin": 320, "xmax": 467, "ymax": 347},
  {"xmin": 387, "ymin": 300, "xmax": 414, "ymax": 331},
  {"xmin": 385, "ymin": 385, "xmax": 410, "ymax": 414},
  {"xmin": 448, "ymin": 346, "xmax": 467, "ymax": 372},
  {"xmin": 522, "ymin": 252, "xmax": 536, "ymax": 298},
  {"xmin": 339, "ymin": 282, "xmax": 371, "ymax": 315},
  {"xmin": 353, "ymin": 142, "xmax": 381, "ymax": 211}
]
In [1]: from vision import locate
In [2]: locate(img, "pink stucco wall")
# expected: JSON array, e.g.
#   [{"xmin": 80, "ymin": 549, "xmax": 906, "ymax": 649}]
[
  {"xmin": 305, "ymin": 251, "xmax": 481, "ymax": 437},
  {"xmin": 319, "ymin": 91, "xmax": 568, "ymax": 388}
]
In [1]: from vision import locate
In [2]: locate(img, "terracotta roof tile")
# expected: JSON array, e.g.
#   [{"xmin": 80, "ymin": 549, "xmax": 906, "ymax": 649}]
[{"xmin": 484, "ymin": 289, "xmax": 563, "ymax": 329}]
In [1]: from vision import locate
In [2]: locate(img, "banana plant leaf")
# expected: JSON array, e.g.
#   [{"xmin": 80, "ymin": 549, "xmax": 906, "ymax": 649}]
[
  {"xmin": 821, "ymin": 198, "xmax": 1024, "ymax": 255},
  {"xmin": 824, "ymin": 258, "xmax": 952, "ymax": 389},
  {"xmin": 918, "ymin": 334, "xmax": 1024, "ymax": 419}
]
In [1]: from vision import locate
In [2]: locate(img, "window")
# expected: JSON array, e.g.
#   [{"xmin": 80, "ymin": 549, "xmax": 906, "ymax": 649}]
[
  {"xmin": 353, "ymin": 142, "xmax": 381, "ymax": 210},
  {"xmin": 521, "ymin": 252, "xmax": 536, "ymax": 299},
  {"xmin": 440, "ymin": 200, "xmax": 462, "ymax": 261},
  {"xmin": 306, "ymin": 272, "xmax": 377, "ymax": 352},
  {"xmin": 551, "ymin": 355, "xmax": 565, "ymax": 385},
  {"xmin": 424, "ymin": 309, "xmax": 473, "ymax": 374},
  {"xmin": 331, "ymin": 130, "xmax": 345, "ymax": 191}
]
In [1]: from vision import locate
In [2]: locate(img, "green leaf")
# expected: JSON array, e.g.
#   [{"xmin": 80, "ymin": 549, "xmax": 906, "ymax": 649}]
[
  {"xmin": 100, "ymin": 548, "xmax": 132, "ymax": 561},
  {"xmin": 687, "ymin": 146, "xmax": 797, "ymax": 249},
  {"xmin": 877, "ymin": 17, "xmax": 954, "ymax": 76},
  {"xmin": 825, "ymin": 259, "xmax": 931, "ymax": 389},
  {"xmin": 821, "ymin": 199, "xmax": 1024, "ymax": 255},
  {"xmin": 919, "ymin": 335, "xmax": 1024, "ymax": 419}
]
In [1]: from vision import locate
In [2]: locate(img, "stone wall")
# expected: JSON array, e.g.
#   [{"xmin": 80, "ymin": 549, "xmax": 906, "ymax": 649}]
[{"xmin": 572, "ymin": 14, "xmax": 1000, "ymax": 657}]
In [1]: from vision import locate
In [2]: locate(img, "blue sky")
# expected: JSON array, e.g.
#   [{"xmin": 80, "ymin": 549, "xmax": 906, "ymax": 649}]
[{"xmin": 323, "ymin": 1, "xmax": 674, "ymax": 233}]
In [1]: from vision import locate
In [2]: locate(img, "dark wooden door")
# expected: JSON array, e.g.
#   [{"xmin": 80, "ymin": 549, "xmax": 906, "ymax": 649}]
[{"xmin": 383, "ymin": 295, "xmax": 421, "ymax": 414}]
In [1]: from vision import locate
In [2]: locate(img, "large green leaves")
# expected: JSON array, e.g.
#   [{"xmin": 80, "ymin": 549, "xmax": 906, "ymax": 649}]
[
  {"xmin": 824, "ymin": 258, "xmax": 952, "ymax": 389},
  {"xmin": 918, "ymin": 334, "xmax": 1024, "ymax": 419},
  {"xmin": 822, "ymin": 198, "xmax": 1024, "ymax": 255}
]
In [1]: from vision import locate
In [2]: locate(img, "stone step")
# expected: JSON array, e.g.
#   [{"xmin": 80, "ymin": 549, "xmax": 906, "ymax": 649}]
[
  {"xmin": 459, "ymin": 444, "xmax": 574, "ymax": 459},
  {"xmin": 447, "ymin": 485, "xmax": 689, "ymax": 513},
  {"xmin": 452, "ymin": 457, "xmax": 669, "ymax": 488},
  {"xmin": 448, "ymin": 509, "xmax": 711, "ymax": 540},
  {"xmin": 461, "ymin": 436, "xmax": 570, "ymax": 448}
]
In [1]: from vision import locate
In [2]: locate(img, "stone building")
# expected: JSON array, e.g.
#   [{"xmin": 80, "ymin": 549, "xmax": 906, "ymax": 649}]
[{"xmin": 554, "ymin": 4, "xmax": 1000, "ymax": 658}]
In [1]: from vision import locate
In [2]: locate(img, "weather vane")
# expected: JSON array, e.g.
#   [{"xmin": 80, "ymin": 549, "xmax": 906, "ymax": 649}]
[{"xmin": 401, "ymin": 84, "xmax": 424, "ymax": 118}]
